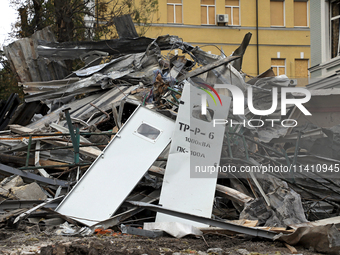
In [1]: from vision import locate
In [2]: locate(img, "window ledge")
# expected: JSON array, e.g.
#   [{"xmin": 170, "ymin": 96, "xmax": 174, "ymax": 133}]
[
  {"xmin": 294, "ymin": 26, "xmax": 309, "ymax": 28},
  {"xmin": 309, "ymin": 56, "xmax": 340, "ymax": 72}
]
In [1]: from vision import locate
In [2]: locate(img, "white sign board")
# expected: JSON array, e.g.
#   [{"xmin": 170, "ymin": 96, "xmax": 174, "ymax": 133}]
[{"xmin": 156, "ymin": 80, "xmax": 231, "ymax": 227}]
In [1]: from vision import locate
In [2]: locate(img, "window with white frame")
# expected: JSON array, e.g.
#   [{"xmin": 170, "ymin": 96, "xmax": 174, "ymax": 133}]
[
  {"xmin": 167, "ymin": 0, "xmax": 182, "ymax": 24},
  {"xmin": 330, "ymin": 0, "xmax": 340, "ymax": 58},
  {"xmin": 225, "ymin": 0, "xmax": 240, "ymax": 26},
  {"xmin": 271, "ymin": 59, "xmax": 286, "ymax": 76},
  {"xmin": 201, "ymin": 0, "xmax": 215, "ymax": 25}
]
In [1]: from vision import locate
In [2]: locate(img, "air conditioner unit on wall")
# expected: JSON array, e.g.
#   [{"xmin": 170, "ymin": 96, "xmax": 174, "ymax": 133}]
[
  {"xmin": 289, "ymin": 79, "xmax": 298, "ymax": 86},
  {"xmin": 216, "ymin": 14, "xmax": 228, "ymax": 24}
]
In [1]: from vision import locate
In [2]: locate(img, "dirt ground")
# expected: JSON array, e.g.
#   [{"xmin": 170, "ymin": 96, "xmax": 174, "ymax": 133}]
[{"xmin": 0, "ymin": 227, "xmax": 323, "ymax": 255}]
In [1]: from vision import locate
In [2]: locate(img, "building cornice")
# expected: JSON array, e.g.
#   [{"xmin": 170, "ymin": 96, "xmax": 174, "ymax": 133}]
[{"xmin": 148, "ymin": 23, "xmax": 310, "ymax": 31}]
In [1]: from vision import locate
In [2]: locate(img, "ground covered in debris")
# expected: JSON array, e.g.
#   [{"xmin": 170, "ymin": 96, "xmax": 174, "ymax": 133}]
[
  {"xmin": 2, "ymin": 17, "xmax": 340, "ymax": 255},
  {"xmin": 0, "ymin": 228, "xmax": 320, "ymax": 255}
]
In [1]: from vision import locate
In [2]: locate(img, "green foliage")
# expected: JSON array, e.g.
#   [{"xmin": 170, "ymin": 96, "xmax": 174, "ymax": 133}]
[
  {"xmin": 132, "ymin": 0, "xmax": 159, "ymax": 36},
  {"xmin": 10, "ymin": 0, "xmax": 159, "ymax": 42}
]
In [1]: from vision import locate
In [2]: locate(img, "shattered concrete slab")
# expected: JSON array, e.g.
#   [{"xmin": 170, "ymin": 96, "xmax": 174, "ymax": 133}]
[{"xmin": 10, "ymin": 182, "xmax": 47, "ymax": 200}]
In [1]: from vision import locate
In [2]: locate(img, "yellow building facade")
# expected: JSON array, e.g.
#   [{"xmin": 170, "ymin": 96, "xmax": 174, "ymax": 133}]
[{"xmin": 137, "ymin": 0, "xmax": 310, "ymax": 84}]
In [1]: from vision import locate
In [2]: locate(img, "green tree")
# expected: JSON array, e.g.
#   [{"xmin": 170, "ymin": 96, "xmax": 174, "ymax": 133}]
[{"xmin": 10, "ymin": 0, "xmax": 159, "ymax": 42}]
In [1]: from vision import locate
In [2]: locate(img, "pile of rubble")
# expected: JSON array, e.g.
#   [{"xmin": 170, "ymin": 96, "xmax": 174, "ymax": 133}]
[{"xmin": 1, "ymin": 20, "xmax": 340, "ymax": 254}]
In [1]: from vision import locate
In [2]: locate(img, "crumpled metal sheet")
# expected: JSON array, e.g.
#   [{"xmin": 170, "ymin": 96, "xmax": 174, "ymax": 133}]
[
  {"xmin": 253, "ymin": 75, "xmax": 291, "ymax": 88},
  {"xmin": 240, "ymin": 175, "xmax": 308, "ymax": 228},
  {"xmin": 4, "ymin": 27, "xmax": 69, "ymax": 83},
  {"xmin": 257, "ymin": 124, "xmax": 291, "ymax": 143},
  {"xmin": 20, "ymin": 78, "xmax": 80, "ymax": 95},
  {"xmin": 37, "ymin": 35, "xmax": 182, "ymax": 60},
  {"xmin": 74, "ymin": 62, "xmax": 113, "ymax": 76},
  {"xmin": 74, "ymin": 53, "xmax": 144, "ymax": 77}
]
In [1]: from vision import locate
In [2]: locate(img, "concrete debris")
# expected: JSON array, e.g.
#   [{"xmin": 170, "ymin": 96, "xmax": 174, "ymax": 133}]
[
  {"xmin": 0, "ymin": 22, "xmax": 339, "ymax": 255},
  {"xmin": 9, "ymin": 182, "xmax": 47, "ymax": 201}
]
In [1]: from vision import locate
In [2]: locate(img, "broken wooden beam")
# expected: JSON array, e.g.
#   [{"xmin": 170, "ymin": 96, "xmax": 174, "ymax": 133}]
[
  {"xmin": 0, "ymin": 153, "xmax": 68, "ymax": 171},
  {"xmin": 148, "ymin": 166, "xmax": 253, "ymax": 205},
  {"xmin": 216, "ymin": 184, "xmax": 253, "ymax": 204}
]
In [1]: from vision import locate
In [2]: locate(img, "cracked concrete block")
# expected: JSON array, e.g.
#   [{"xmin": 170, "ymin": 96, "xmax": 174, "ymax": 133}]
[{"xmin": 10, "ymin": 182, "xmax": 47, "ymax": 200}]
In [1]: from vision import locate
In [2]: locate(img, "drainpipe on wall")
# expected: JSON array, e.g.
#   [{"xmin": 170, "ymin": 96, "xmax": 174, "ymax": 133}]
[
  {"xmin": 96, "ymin": 0, "xmax": 99, "ymax": 29},
  {"xmin": 256, "ymin": 0, "xmax": 259, "ymax": 75}
]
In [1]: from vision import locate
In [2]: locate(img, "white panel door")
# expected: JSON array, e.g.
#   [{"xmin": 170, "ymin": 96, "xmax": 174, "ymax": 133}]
[{"xmin": 56, "ymin": 106, "xmax": 175, "ymax": 226}]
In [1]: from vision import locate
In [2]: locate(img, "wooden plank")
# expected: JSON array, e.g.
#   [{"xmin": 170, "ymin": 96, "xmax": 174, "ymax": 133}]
[
  {"xmin": 9, "ymin": 124, "xmax": 36, "ymax": 134},
  {"xmin": 43, "ymin": 139, "xmax": 101, "ymax": 159},
  {"xmin": 8, "ymin": 124, "xmax": 101, "ymax": 159},
  {"xmin": 257, "ymin": 226, "xmax": 294, "ymax": 234},
  {"xmin": 228, "ymin": 219, "xmax": 258, "ymax": 227},
  {"xmin": 200, "ymin": 219, "xmax": 259, "ymax": 235},
  {"xmin": 148, "ymin": 166, "xmax": 253, "ymax": 206},
  {"xmin": 0, "ymin": 153, "xmax": 69, "ymax": 171},
  {"xmin": 285, "ymin": 243, "xmax": 298, "ymax": 254},
  {"xmin": 216, "ymin": 184, "xmax": 253, "ymax": 204}
]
